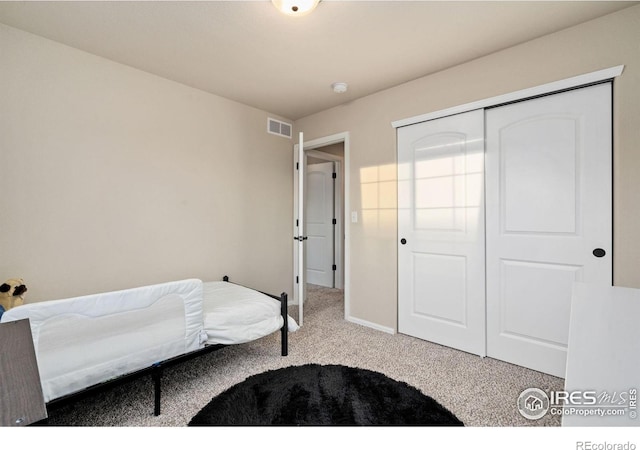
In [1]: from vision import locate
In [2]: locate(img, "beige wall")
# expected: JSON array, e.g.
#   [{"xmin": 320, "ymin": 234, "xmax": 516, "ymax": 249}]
[
  {"xmin": 295, "ymin": 5, "xmax": 640, "ymax": 331},
  {"xmin": 0, "ymin": 24, "xmax": 293, "ymax": 302}
]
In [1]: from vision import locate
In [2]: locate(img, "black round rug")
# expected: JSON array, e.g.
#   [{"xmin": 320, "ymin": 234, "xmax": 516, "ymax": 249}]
[{"xmin": 189, "ymin": 364, "xmax": 463, "ymax": 426}]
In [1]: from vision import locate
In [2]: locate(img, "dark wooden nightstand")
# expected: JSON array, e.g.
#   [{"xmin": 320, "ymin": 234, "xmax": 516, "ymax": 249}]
[{"xmin": 0, "ymin": 318, "xmax": 47, "ymax": 426}]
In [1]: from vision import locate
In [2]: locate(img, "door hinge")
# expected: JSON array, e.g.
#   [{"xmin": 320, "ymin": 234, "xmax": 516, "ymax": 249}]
[
  {"xmin": 296, "ymin": 219, "xmax": 299, "ymax": 227},
  {"xmin": 296, "ymin": 162, "xmax": 299, "ymax": 170},
  {"xmin": 332, "ymin": 172, "xmax": 337, "ymax": 179},
  {"xmin": 332, "ymin": 264, "xmax": 337, "ymax": 271},
  {"xmin": 296, "ymin": 276, "xmax": 299, "ymax": 284},
  {"xmin": 332, "ymin": 218, "xmax": 337, "ymax": 225}
]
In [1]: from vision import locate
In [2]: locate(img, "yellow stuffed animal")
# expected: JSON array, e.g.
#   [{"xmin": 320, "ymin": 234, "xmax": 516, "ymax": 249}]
[{"xmin": 0, "ymin": 278, "xmax": 28, "ymax": 312}]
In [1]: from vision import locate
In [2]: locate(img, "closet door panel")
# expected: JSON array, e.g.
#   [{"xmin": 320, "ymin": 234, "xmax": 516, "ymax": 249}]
[
  {"xmin": 501, "ymin": 116, "xmax": 578, "ymax": 233},
  {"xmin": 398, "ymin": 109, "xmax": 485, "ymax": 357},
  {"xmin": 485, "ymin": 83, "xmax": 612, "ymax": 377}
]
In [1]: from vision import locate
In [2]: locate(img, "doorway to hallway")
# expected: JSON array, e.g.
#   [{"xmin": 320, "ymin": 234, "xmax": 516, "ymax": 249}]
[{"xmin": 293, "ymin": 132, "xmax": 350, "ymax": 327}]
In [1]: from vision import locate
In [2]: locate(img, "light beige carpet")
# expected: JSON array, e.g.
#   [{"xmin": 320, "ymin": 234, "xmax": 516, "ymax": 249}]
[{"xmin": 45, "ymin": 284, "xmax": 563, "ymax": 426}]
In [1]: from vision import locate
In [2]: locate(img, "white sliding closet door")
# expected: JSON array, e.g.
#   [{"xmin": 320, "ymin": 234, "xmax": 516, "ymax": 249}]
[
  {"xmin": 398, "ymin": 109, "xmax": 486, "ymax": 357},
  {"xmin": 485, "ymin": 84, "xmax": 612, "ymax": 377}
]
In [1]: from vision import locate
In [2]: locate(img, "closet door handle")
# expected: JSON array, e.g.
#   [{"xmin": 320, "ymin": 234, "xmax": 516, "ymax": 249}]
[
  {"xmin": 593, "ymin": 248, "xmax": 606, "ymax": 258},
  {"xmin": 400, "ymin": 238, "xmax": 407, "ymax": 245}
]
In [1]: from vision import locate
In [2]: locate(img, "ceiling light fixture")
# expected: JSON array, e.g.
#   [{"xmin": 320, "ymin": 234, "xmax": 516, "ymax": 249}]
[
  {"xmin": 272, "ymin": 0, "xmax": 320, "ymax": 17},
  {"xmin": 331, "ymin": 82, "xmax": 348, "ymax": 94}
]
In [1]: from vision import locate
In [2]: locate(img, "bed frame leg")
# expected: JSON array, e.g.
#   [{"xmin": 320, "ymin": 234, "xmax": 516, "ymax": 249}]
[
  {"xmin": 281, "ymin": 292, "xmax": 288, "ymax": 357},
  {"xmin": 152, "ymin": 364, "xmax": 163, "ymax": 416}
]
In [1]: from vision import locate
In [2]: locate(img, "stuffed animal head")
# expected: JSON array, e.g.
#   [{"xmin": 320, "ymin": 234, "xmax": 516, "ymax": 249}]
[{"xmin": 0, "ymin": 278, "xmax": 27, "ymax": 312}]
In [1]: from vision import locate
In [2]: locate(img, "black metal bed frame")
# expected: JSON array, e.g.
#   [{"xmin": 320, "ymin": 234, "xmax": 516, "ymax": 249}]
[{"xmin": 42, "ymin": 276, "xmax": 289, "ymax": 419}]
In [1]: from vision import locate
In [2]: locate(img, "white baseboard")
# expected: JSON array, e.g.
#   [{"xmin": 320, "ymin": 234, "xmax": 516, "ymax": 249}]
[{"xmin": 346, "ymin": 315, "xmax": 396, "ymax": 335}]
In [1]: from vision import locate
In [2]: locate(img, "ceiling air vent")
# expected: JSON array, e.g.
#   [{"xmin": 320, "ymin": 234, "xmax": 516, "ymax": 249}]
[{"xmin": 267, "ymin": 117, "xmax": 292, "ymax": 139}]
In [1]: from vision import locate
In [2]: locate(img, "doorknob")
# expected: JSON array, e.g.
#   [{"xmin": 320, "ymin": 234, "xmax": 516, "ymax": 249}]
[
  {"xmin": 400, "ymin": 238, "xmax": 407, "ymax": 245},
  {"xmin": 592, "ymin": 248, "xmax": 606, "ymax": 258}
]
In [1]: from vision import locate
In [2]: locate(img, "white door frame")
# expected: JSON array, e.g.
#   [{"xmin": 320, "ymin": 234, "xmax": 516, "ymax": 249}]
[{"xmin": 293, "ymin": 132, "xmax": 350, "ymax": 322}]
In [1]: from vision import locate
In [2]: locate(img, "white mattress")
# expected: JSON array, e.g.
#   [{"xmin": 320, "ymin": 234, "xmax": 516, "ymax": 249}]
[
  {"xmin": 202, "ymin": 281, "xmax": 299, "ymax": 345},
  {"xmin": 1, "ymin": 278, "xmax": 203, "ymax": 402}
]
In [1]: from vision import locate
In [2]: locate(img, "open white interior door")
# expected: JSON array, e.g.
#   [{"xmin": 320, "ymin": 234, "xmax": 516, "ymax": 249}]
[{"xmin": 293, "ymin": 132, "xmax": 306, "ymax": 326}]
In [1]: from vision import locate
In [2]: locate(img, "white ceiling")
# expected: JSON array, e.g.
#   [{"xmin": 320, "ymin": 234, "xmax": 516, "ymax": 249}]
[{"xmin": 0, "ymin": 1, "xmax": 635, "ymax": 120}]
